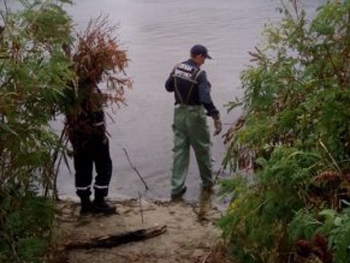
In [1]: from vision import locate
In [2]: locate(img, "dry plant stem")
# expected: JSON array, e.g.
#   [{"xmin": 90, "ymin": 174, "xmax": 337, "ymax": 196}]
[
  {"xmin": 138, "ymin": 191, "xmax": 144, "ymax": 224},
  {"xmin": 213, "ymin": 167, "xmax": 222, "ymax": 185},
  {"xmin": 202, "ymin": 251, "xmax": 212, "ymax": 263},
  {"xmin": 9, "ymin": 228, "xmax": 21, "ymax": 263},
  {"xmin": 122, "ymin": 147, "xmax": 149, "ymax": 190},
  {"xmin": 319, "ymin": 140, "xmax": 342, "ymax": 173},
  {"xmin": 189, "ymin": 203, "xmax": 208, "ymax": 222},
  {"xmin": 52, "ymin": 124, "xmax": 70, "ymax": 200}
]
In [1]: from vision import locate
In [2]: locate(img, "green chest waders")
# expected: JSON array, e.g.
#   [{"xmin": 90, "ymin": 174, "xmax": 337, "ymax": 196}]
[{"xmin": 170, "ymin": 69, "xmax": 213, "ymax": 196}]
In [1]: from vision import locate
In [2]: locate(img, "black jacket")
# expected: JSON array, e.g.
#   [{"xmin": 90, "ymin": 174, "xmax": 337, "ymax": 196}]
[{"xmin": 165, "ymin": 59, "xmax": 219, "ymax": 119}]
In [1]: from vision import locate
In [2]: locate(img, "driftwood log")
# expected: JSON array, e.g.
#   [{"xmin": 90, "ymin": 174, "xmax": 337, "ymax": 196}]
[{"xmin": 65, "ymin": 225, "xmax": 167, "ymax": 250}]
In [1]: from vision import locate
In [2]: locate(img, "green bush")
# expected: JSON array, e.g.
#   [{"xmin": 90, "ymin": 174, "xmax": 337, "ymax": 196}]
[
  {"xmin": 221, "ymin": 0, "xmax": 350, "ymax": 262},
  {"xmin": 0, "ymin": 195, "xmax": 55, "ymax": 263},
  {"xmin": 0, "ymin": 0, "xmax": 73, "ymax": 262}
]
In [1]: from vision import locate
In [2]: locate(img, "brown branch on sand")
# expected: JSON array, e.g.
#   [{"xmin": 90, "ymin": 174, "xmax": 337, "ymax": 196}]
[{"xmin": 64, "ymin": 225, "xmax": 167, "ymax": 250}]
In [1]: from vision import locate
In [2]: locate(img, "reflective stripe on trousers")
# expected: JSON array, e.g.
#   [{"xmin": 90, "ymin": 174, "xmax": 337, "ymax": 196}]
[
  {"xmin": 171, "ymin": 105, "xmax": 213, "ymax": 195},
  {"xmin": 73, "ymin": 137, "xmax": 112, "ymax": 199}
]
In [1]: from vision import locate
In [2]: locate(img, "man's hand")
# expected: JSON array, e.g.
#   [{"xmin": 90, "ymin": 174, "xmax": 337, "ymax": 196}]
[{"xmin": 213, "ymin": 118, "xmax": 222, "ymax": 136}]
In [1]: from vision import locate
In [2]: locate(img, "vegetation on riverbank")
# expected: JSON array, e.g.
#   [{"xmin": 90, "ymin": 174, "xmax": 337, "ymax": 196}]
[
  {"xmin": 3, "ymin": 0, "xmax": 350, "ymax": 262},
  {"xmin": 0, "ymin": 0, "xmax": 129, "ymax": 262},
  {"xmin": 220, "ymin": 0, "xmax": 350, "ymax": 262},
  {"xmin": 0, "ymin": 1, "xmax": 73, "ymax": 261}
]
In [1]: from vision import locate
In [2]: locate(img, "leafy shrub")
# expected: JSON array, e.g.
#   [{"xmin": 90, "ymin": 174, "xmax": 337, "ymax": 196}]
[
  {"xmin": 221, "ymin": 0, "xmax": 350, "ymax": 262},
  {"xmin": 0, "ymin": 195, "xmax": 55, "ymax": 263},
  {"xmin": 0, "ymin": 0, "xmax": 73, "ymax": 261}
]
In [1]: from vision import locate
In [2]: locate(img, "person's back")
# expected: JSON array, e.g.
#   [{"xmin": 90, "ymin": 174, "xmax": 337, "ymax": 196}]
[{"xmin": 167, "ymin": 60, "xmax": 201, "ymax": 106}]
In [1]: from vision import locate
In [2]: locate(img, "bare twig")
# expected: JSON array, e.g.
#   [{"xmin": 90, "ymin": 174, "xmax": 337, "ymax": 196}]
[
  {"xmin": 213, "ymin": 167, "xmax": 222, "ymax": 185},
  {"xmin": 122, "ymin": 148, "xmax": 149, "ymax": 190},
  {"xmin": 9, "ymin": 228, "xmax": 21, "ymax": 263},
  {"xmin": 202, "ymin": 251, "xmax": 212, "ymax": 263},
  {"xmin": 138, "ymin": 191, "xmax": 144, "ymax": 224},
  {"xmin": 0, "ymin": 74, "xmax": 11, "ymax": 89},
  {"xmin": 189, "ymin": 202, "xmax": 209, "ymax": 223},
  {"xmin": 319, "ymin": 140, "xmax": 342, "ymax": 173},
  {"xmin": 51, "ymin": 124, "xmax": 70, "ymax": 200}
]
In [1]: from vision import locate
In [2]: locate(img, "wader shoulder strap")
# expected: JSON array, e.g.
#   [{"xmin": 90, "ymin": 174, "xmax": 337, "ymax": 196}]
[
  {"xmin": 174, "ymin": 65, "xmax": 203, "ymax": 105},
  {"xmin": 194, "ymin": 69, "xmax": 203, "ymax": 81},
  {"xmin": 174, "ymin": 77, "xmax": 185, "ymax": 105},
  {"xmin": 173, "ymin": 63, "xmax": 185, "ymax": 105}
]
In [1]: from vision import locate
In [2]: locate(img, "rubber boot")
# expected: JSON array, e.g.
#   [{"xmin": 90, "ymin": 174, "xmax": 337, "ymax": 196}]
[
  {"xmin": 171, "ymin": 186, "xmax": 187, "ymax": 201},
  {"xmin": 93, "ymin": 195, "xmax": 116, "ymax": 215},
  {"xmin": 80, "ymin": 197, "xmax": 93, "ymax": 215}
]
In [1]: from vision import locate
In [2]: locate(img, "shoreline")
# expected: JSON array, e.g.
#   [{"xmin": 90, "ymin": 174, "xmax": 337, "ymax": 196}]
[{"xmin": 55, "ymin": 197, "xmax": 230, "ymax": 263}]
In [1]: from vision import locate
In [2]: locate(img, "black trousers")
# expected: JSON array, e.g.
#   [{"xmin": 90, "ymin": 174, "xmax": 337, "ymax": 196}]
[{"xmin": 71, "ymin": 135, "xmax": 112, "ymax": 200}]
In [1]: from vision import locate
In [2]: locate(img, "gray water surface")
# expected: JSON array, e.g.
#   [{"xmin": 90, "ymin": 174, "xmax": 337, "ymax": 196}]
[{"xmin": 55, "ymin": 0, "xmax": 327, "ymax": 204}]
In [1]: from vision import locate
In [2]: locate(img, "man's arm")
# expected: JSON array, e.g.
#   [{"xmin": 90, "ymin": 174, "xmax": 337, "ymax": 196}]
[
  {"xmin": 197, "ymin": 71, "xmax": 222, "ymax": 136},
  {"xmin": 197, "ymin": 71, "xmax": 219, "ymax": 119},
  {"xmin": 165, "ymin": 71, "xmax": 175, "ymax": 92}
]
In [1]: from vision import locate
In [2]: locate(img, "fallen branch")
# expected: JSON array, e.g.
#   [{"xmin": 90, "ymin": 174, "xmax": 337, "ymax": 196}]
[{"xmin": 64, "ymin": 225, "xmax": 167, "ymax": 250}]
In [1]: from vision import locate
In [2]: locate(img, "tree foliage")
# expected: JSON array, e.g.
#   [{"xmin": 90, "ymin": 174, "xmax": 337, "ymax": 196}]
[
  {"xmin": 0, "ymin": 0, "xmax": 131, "ymax": 261},
  {"xmin": 0, "ymin": 0, "xmax": 73, "ymax": 193},
  {"xmin": 221, "ymin": 0, "xmax": 350, "ymax": 262},
  {"xmin": 0, "ymin": 0, "xmax": 73, "ymax": 262}
]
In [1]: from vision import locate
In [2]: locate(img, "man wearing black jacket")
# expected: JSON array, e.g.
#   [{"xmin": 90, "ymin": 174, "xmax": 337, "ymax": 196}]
[{"xmin": 165, "ymin": 44, "xmax": 222, "ymax": 200}]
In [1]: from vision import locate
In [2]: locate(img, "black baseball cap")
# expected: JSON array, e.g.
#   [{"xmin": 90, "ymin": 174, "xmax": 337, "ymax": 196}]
[{"xmin": 190, "ymin": 44, "xmax": 212, "ymax": 59}]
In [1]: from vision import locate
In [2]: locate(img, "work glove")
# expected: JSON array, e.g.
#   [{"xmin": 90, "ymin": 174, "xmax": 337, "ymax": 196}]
[{"xmin": 213, "ymin": 118, "xmax": 222, "ymax": 136}]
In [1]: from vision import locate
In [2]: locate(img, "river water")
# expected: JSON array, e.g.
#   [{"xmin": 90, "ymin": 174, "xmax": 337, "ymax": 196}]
[{"xmin": 50, "ymin": 0, "xmax": 327, "ymax": 203}]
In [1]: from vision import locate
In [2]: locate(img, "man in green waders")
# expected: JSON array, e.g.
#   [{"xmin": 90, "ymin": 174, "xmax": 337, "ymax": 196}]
[{"xmin": 165, "ymin": 44, "xmax": 222, "ymax": 200}]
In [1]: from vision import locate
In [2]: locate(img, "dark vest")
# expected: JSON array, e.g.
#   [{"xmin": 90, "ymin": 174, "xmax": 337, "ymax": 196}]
[{"xmin": 172, "ymin": 62, "xmax": 202, "ymax": 105}]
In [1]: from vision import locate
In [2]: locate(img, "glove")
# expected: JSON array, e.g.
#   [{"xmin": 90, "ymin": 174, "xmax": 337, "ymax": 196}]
[{"xmin": 213, "ymin": 118, "xmax": 222, "ymax": 136}]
